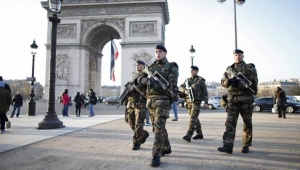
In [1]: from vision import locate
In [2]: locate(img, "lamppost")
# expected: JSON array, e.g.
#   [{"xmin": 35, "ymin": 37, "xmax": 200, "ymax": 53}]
[
  {"xmin": 37, "ymin": 0, "xmax": 65, "ymax": 129},
  {"xmin": 189, "ymin": 45, "xmax": 195, "ymax": 66},
  {"xmin": 27, "ymin": 40, "xmax": 38, "ymax": 116},
  {"xmin": 217, "ymin": 0, "xmax": 245, "ymax": 49}
]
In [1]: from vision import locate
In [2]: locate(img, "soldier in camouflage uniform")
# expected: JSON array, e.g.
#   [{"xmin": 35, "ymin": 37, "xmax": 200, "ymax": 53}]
[
  {"xmin": 126, "ymin": 60, "xmax": 149, "ymax": 150},
  {"xmin": 179, "ymin": 66, "xmax": 208, "ymax": 142},
  {"xmin": 137, "ymin": 45, "xmax": 178, "ymax": 167},
  {"xmin": 218, "ymin": 49, "xmax": 258, "ymax": 154}
]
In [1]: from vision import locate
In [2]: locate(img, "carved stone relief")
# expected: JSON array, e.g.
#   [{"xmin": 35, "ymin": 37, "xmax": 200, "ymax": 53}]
[
  {"xmin": 130, "ymin": 21, "xmax": 156, "ymax": 37},
  {"xmin": 81, "ymin": 19, "xmax": 125, "ymax": 33},
  {"xmin": 60, "ymin": 6, "xmax": 162, "ymax": 16},
  {"xmin": 131, "ymin": 50, "xmax": 153, "ymax": 75},
  {"xmin": 57, "ymin": 24, "xmax": 76, "ymax": 38},
  {"xmin": 56, "ymin": 54, "xmax": 70, "ymax": 82}
]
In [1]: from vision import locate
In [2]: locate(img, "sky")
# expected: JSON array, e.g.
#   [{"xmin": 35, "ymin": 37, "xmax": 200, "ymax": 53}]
[{"xmin": 0, "ymin": 0, "xmax": 300, "ymax": 86}]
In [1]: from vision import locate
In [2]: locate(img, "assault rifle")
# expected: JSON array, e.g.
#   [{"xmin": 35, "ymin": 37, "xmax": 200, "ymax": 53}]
[
  {"xmin": 185, "ymin": 79, "xmax": 194, "ymax": 102},
  {"xmin": 117, "ymin": 79, "xmax": 137, "ymax": 109},
  {"xmin": 226, "ymin": 67, "xmax": 255, "ymax": 94},
  {"xmin": 142, "ymin": 64, "xmax": 176, "ymax": 97}
]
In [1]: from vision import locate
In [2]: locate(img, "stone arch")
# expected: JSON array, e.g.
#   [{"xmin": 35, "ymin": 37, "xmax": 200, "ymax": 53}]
[
  {"xmin": 41, "ymin": 0, "xmax": 170, "ymax": 99},
  {"xmin": 81, "ymin": 20, "xmax": 124, "ymax": 53}
]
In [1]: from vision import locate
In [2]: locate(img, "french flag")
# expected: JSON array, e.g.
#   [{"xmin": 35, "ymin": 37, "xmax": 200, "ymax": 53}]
[{"xmin": 110, "ymin": 39, "xmax": 119, "ymax": 82}]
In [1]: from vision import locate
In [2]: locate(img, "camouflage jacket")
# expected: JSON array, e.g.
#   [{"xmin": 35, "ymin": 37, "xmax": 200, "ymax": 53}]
[
  {"xmin": 179, "ymin": 75, "xmax": 208, "ymax": 104},
  {"xmin": 221, "ymin": 61, "xmax": 258, "ymax": 96},
  {"xmin": 138, "ymin": 58, "xmax": 178, "ymax": 99},
  {"xmin": 127, "ymin": 72, "xmax": 147, "ymax": 104}
]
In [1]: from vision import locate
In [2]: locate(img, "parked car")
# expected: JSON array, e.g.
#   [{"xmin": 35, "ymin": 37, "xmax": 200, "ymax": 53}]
[
  {"xmin": 209, "ymin": 96, "xmax": 221, "ymax": 102},
  {"xmin": 253, "ymin": 96, "xmax": 300, "ymax": 113},
  {"xmin": 199, "ymin": 99, "xmax": 221, "ymax": 109},
  {"xmin": 286, "ymin": 95, "xmax": 299, "ymax": 103},
  {"xmin": 177, "ymin": 98, "xmax": 185, "ymax": 107},
  {"xmin": 97, "ymin": 96, "xmax": 106, "ymax": 103},
  {"xmin": 294, "ymin": 96, "xmax": 300, "ymax": 101},
  {"xmin": 103, "ymin": 96, "xmax": 119, "ymax": 105}
]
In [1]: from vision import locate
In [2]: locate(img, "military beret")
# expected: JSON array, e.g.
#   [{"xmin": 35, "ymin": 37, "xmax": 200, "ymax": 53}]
[
  {"xmin": 233, "ymin": 49, "xmax": 244, "ymax": 54},
  {"xmin": 136, "ymin": 60, "xmax": 145, "ymax": 65},
  {"xmin": 191, "ymin": 66, "xmax": 199, "ymax": 71},
  {"xmin": 155, "ymin": 45, "xmax": 167, "ymax": 52}
]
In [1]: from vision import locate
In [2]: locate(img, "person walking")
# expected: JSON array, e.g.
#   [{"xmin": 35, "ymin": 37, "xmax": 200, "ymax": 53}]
[
  {"xmin": 217, "ymin": 49, "xmax": 258, "ymax": 154},
  {"xmin": 275, "ymin": 87, "xmax": 287, "ymax": 119},
  {"xmin": 171, "ymin": 101, "xmax": 178, "ymax": 121},
  {"xmin": 74, "ymin": 92, "xmax": 84, "ymax": 117},
  {"xmin": 145, "ymin": 110, "xmax": 151, "ymax": 126},
  {"xmin": 61, "ymin": 89, "xmax": 70, "ymax": 117},
  {"xmin": 124, "ymin": 60, "xmax": 149, "ymax": 150},
  {"xmin": 0, "ymin": 76, "xmax": 12, "ymax": 132},
  {"xmin": 88, "ymin": 89, "xmax": 96, "ymax": 117},
  {"xmin": 0, "ymin": 81, "xmax": 12, "ymax": 134},
  {"xmin": 10, "ymin": 91, "xmax": 23, "ymax": 118},
  {"xmin": 137, "ymin": 45, "xmax": 178, "ymax": 167},
  {"xmin": 179, "ymin": 66, "xmax": 208, "ymax": 142}
]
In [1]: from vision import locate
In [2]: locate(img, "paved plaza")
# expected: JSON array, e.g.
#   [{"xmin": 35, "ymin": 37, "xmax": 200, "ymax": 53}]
[{"xmin": 0, "ymin": 102, "xmax": 299, "ymax": 170}]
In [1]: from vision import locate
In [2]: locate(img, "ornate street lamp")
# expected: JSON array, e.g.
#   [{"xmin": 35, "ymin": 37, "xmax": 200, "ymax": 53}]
[
  {"xmin": 27, "ymin": 40, "xmax": 38, "ymax": 116},
  {"xmin": 189, "ymin": 45, "xmax": 195, "ymax": 66},
  {"xmin": 217, "ymin": 0, "xmax": 245, "ymax": 49},
  {"xmin": 37, "ymin": 0, "xmax": 65, "ymax": 129}
]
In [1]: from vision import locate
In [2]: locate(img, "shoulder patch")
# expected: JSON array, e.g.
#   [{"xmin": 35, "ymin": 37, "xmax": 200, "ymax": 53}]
[{"xmin": 170, "ymin": 62, "xmax": 178, "ymax": 69}]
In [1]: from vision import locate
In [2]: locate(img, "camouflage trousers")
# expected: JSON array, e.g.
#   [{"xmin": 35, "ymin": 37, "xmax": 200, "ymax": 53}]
[
  {"xmin": 186, "ymin": 102, "xmax": 202, "ymax": 136},
  {"xmin": 223, "ymin": 102, "xmax": 253, "ymax": 148},
  {"xmin": 147, "ymin": 98, "xmax": 171, "ymax": 157},
  {"xmin": 127, "ymin": 103, "xmax": 148, "ymax": 145}
]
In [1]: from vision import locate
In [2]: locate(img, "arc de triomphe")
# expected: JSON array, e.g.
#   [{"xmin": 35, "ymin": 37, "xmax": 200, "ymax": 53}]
[{"xmin": 41, "ymin": 0, "xmax": 169, "ymax": 99}]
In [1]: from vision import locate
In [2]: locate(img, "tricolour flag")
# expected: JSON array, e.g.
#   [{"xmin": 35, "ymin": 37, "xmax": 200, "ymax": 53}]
[{"xmin": 110, "ymin": 39, "xmax": 119, "ymax": 82}]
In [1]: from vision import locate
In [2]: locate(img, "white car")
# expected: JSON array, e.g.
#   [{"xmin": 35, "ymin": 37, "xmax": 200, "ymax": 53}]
[
  {"xmin": 209, "ymin": 96, "xmax": 221, "ymax": 102},
  {"xmin": 201, "ymin": 99, "xmax": 221, "ymax": 109}
]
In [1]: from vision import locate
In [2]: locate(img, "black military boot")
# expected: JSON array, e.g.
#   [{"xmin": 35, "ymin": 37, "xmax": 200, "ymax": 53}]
[
  {"xmin": 217, "ymin": 146, "xmax": 233, "ymax": 154},
  {"xmin": 192, "ymin": 134, "xmax": 203, "ymax": 140},
  {"xmin": 241, "ymin": 146, "xmax": 249, "ymax": 153},
  {"xmin": 162, "ymin": 147, "xmax": 172, "ymax": 156},
  {"xmin": 183, "ymin": 135, "xmax": 191, "ymax": 142},
  {"xmin": 141, "ymin": 131, "xmax": 149, "ymax": 144},
  {"xmin": 132, "ymin": 144, "xmax": 140, "ymax": 150},
  {"xmin": 150, "ymin": 156, "xmax": 160, "ymax": 167}
]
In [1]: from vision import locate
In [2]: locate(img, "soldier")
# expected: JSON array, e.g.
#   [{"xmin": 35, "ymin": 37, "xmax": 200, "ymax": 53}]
[
  {"xmin": 126, "ymin": 60, "xmax": 149, "ymax": 150},
  {"xmin": 137, "ymin": 45, "xmax": 178, "ymax": 167},
  {"xmin": 218, "ymin": 49, "xmax": 258, "ymax": 154},
  {"xmin": 179, "ymin": 66, "xmax": 208, "ymax": 142}
]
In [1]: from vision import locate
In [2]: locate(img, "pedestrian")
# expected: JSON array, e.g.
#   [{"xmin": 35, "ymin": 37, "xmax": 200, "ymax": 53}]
[
  {"xmin": 217, "ymin": 49, "xmax": 258, "ymax": 154},
  {"xmin": 0, "ymin": 80, "xmax": 12, "ymax": 134},
  {"xmin": 137, "ymin": 45, "xmax": 179, "ymax": 167},
  {"xmin": 0, "ymin": 76, "xmax": 12, "ymax": 131},
  {"xmin": 124, "ymin": 60, "xmax": 149, "ymax": 150},
  {"xmin": 88, "ymin": 89, "xmax": 97, "ymax": 117},
  {"xmin": 179, "ymin": 66, "xmax": 209, "ymax": 142},
  {"xmin": 74, "ymin": 92, "xmax": 84, "ymax": 117},
  {"xmin": 61, "ymin": 89, "xmax": 70, "ymax": 117},
  {"xmin": 145, "ymin": 110, "xmax": 151, "ymax": 126},
  {"xmin": 0, "ymin": 76, "xmax": 11, "ymax": 93},
  {"xmin": 171, "ymin": 101, "xmax": 178, "ymax": 121},
  {"xmin": 10, "ymin": 91, "xmax": 23, "ymax": 118},
  {"xmin": 275, "ymin": 87, "xmax": 287, "ymax": 119}
]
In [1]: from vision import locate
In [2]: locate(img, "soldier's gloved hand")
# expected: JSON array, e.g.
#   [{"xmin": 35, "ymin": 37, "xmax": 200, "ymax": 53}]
[
  {"xmin": 228, "ymin": 77, "xmax": 240, "ymax": 88},
  {"xmin": 148, "ymin": 77, "xmax": 160, "ymax": 90}
]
